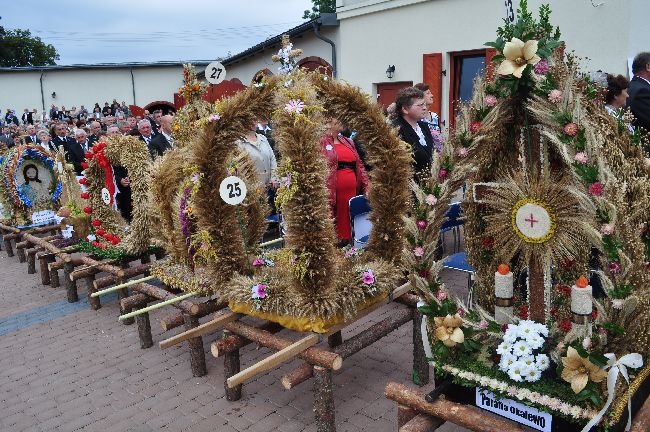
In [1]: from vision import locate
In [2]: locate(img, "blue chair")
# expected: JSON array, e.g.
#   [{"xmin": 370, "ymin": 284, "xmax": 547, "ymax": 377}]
[
  {"xmin": 349, "ymin": 195, "xmax": 372, "ymax": 249},
  {"xmin": 439, "ymin": 202, "xmax": 475, "ymax": 303}
]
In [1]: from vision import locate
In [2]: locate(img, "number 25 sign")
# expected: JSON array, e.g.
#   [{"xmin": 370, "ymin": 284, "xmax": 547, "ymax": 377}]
[
  {"xmin": 219, "ymin": 175, "xmax": 247, "ymax": 205},
  {"xmin": 205, "ymin": 61, "xmax": 226, "ymax": 85}
]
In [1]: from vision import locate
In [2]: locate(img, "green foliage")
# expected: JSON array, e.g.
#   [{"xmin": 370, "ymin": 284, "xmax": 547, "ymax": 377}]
[
  {"xmin": 77, "ymin": 241, "xmax": 163, "ymax": 262},
  {"xmin": 608, "ymin": 283, "xmax": 632, "ymax": 299},
  {"xmin": 572, "ymin": 162, "xmax": 599, "ymax": 184},
  {"xmin": 302, "ymin": 0, "xmax": 335, "ymax": 20},
  {"xmin": 601, "ymin": 235, "xmax": 621, "ymax": 262},
  {"xmin": 601, "ymin": 322, "xmax": 625, "ymax": 336},
  {"xmin": 576, "ymin": 381, "xmax": 602, "ymax": 406},
  {"xmin": 0, "ymin": 27, "xmax": 59, "ymax": 67},
  {"xmin": 418, "ymin": 297, "xmax": 458, "ymax": 317}
]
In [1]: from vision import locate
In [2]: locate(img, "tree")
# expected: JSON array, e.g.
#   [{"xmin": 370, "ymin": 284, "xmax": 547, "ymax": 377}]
[
  {"xmin": 0, "ymin": 26, "xmax": 59, "ymax": 67},
  {"xmin": 302, "ymin": 0, "xmax": 335, "ymax": 20}
]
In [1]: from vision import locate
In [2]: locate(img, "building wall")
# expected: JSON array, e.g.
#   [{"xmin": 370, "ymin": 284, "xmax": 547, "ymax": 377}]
[
  {"xmin": 223, "ymin": 27, "xmax": 339, "ymax": 85},
  {"xmin": 336, "ymin": 0, "xmax": 641, "ymax": 123},
  {"xmin": 0, "ymin": 66, "xmax": 188, "ymax": 115}
]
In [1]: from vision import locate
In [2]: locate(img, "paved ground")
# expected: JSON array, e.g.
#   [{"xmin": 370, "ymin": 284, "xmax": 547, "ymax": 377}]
[{"xmin": 0, "ymin": 240, "xmax": 471, "ymax": 432}]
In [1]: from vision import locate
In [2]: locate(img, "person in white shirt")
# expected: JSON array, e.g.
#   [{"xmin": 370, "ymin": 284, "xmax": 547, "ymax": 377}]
[{"xmin": 237, "ymin": 121, "xmax": 277, "ymax": 185}]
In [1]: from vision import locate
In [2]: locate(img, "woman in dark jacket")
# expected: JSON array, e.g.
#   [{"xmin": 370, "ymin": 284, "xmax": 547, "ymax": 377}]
[{"xmin": 394, "ymin": 87, "xmax": 434, "ymax": 183}]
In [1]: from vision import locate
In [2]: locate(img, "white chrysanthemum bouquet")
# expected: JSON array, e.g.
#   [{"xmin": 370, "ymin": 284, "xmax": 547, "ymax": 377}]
[{"xmin": 496, "ymin": 320, "xmax": 551, "ymax": 382}]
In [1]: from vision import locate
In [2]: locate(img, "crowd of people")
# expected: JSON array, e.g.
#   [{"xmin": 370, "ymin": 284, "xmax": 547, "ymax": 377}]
[{"xmin": 2, "ymin": 52, "xmax": 650, "ymax": 246}]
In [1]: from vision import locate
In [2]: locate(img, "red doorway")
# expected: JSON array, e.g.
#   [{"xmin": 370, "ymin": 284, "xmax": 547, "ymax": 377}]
[{"xmin": 376, "ymin": 81, "xmax": 413, "ymax": 109}]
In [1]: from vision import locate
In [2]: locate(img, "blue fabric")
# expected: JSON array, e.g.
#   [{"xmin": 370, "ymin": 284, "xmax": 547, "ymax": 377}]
[{"xmin": 443, "ymin": 252, "xmax": 474, "ymax": 273}]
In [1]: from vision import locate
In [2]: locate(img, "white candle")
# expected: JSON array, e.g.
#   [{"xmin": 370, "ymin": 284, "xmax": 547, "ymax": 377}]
[{"xmin": 571, "ymin": 276, "xmax": 593, "ymax": 316}]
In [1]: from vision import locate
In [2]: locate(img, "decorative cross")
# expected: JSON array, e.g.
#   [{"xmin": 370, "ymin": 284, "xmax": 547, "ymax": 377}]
[
  {"xmin": 271, "ymin": 35, "xmax": 303, "ymax": 74},
  {"xmin": 525, "ymin": 213, "xmax": 539, "ymax": 228}
]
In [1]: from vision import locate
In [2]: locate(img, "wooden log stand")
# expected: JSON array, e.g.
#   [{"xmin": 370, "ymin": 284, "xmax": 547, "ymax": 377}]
[
  {"xmin": 385, "ymin": 381, "xmax": 650, "ymax": 432},
  {"xmin": 203, "ymin": 284, "xmax": 427, "ymax": 432}
]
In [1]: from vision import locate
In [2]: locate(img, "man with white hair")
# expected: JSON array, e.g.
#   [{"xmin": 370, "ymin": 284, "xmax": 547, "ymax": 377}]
[
  {"xmin": 137, "ymin": 119, "xmax": 155, "ymax": 147},
  {"xmin": 25, "ymin": 124, "xmax": 40, "ymax": 144},
  {"xmin": 148, "ymin": 115, "xmax": 174, "ymax": 158},
  {"xmin": 88, "ymin": 121, "xmax": 102, "ymax": 146}
]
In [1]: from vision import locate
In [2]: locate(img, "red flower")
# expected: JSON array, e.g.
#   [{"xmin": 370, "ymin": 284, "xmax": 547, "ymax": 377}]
[
  {"xmin": 557, "ymin": 284, "xmax": 571, "ymax": 297},
  {"xmin": 104, "ymin": 233, "xmax": 114, "ymax": 241},
  {"xmin": 79, "ymin": 177, "xmax": 88, "ymax": 185},
  {"xmin": 591, "ymin": 309, "xmax": 598, "ymax": 320},
  {"xmin": 110, "ymin": 237, "xmax": 120, "ymax": 245},
  {"xmin": 83, "ymin": 206, "xmax": 92, "ymax": 214},
  {"xmin": 559, "ymin": 319, "xmax": 572, "ymax": 333},
  {"xmin": 91, "ymin": 219, "xmax": 102, "ymax": 227},
  {"xmin": 482, "ymin": 237, "xmax": 494, "ymax": 249},
  {"xmin": 608, "ymin": 261, "xmax": 622, "ymax": 274},
  {"xmin": 469, "ymin": 121, "xmax": 482, "ymax": 134},
  {"xmin": 80, "ymin": 192, "xmax": 89, "ymax": 199},
  {"xmin": 96, "ymin": 228, "xmax": 106, "ymax": 236},
  {"xmin": 84, "ymin": 151, "xmax": 93, "ymax": 159},
  {"xmin": 561, "ymin": 258, "xmax": 575, "ymax": 271},
  {"xmin": 517, "ymin": 305, "xmax": 529, "ymax": 319},
  {"xmin": 550, "ymin": 307, "xmax": 559, "ymax": 319},
  {"xmin": 588, "ymin": 182, "xmax": 604, "ymax": 197},
  {"xmin": 416, "ymin": 220, "xmax": 428, "ymax": 230},
  {"xmin": 80, "ymin": 162, "xmax": 89, "ymax": 170},
  {"xmin": 563, "ymin": 122, "xmax": 579, "ymax": 137},
  {"xmin": 438, "ymin": 168, "xmax": 448, "ymax": 181},
  {"xmin": 501, "ymin": 323, "xmax": 509, "ymax": 332},
  {"xmin": 419, "ymin": 269, "xmax": 431, "ymax": 279}
]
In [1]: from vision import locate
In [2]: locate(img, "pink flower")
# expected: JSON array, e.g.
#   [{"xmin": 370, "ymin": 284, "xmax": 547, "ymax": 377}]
[
  {"xmin": 285, "ymin": 99, "xmax": 305, "ymax": 114},
  {"xmin": 413, "ymin": 246, "xmax": 425, "ymax": 257},
  {"xmin": 608, "ymin": 261, "xmax": 621, "ymax": 274},
  {"xmin": 598, "ymin": 327, "xmax": 608, "ymax": 336},
  {"xmin": 208, "ymin": 114, "xmax": 221, "ymax": 122},
  {"xmin": 478, "ymin": 320, "xmax": 488, "ymax": 330},
  {"xmin": 416, "ymin": 220, "xmax": 428, "ymax": 230},
  {"xmin": 252, "ymin": 258, "xmax": 266, "ymax": 267},
  {"xmin": 436, "ymin": 290, "xmax": 447, "ymax": 301},
  {"xmin": 573, "ymin": 152, "xmax": 588, "ymax": 164},
  {"xmin": 588, "ymin": 182, "xmax": 604, "ymax": 197},
  {"xmin": 534, "ymin": 59, "xmax": 550, "ymax": 75},
  {"xmin": 582, "ymin": 337, "xmax": 592, "ymax": 350},
  {"xmin": 456, "ymin": 147, "xmax": 469, "ymax": 158},
  {"xmin": 362, "ymin": 269, "xmax": 375, "ymax": 285},
  {"xmin": 438, "ymin": 168, "xmax": 448, "ymax": 181},
  {"xmin": 469, "ymin": 121, "xmax": 481, "ymax": 134},
  {"xmin": 612, "ymin": 299, "xmax": 625, "ymax": 309},
  {"xmin": 563, "ymin": 122, "xmax": 579, "ymax": 137},
  {"xmin": 252, "ymin": 283, "xmax": 267, "ymax": 299},
  {"xmin": 548, "ymin": 89, "xmax": 563, "ymax": 103},
  {"xmin": 601, "ymin": 223, "xmax": 615, "ymax": 235},
  {"xmin": 425, "ymin": 194, "xmax": 437, "ymax": 206},
  {"xmin": 191, "ymin": 173, "xmax": 200, "ymax": 183},
  {"xmin": 344, "ymin": 247, "xmax": 358, "ymax": 258},
  {"xmin": 484, "ymin": 95, "xmax": 498, "ymax": 107},
  {"xmin": 456, "ymin": 308, "xmax": 465, "ymax": 317}
]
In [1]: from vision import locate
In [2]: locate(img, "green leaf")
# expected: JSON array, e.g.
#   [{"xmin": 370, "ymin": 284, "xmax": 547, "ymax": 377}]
[
  {"xmin": 412, "ymin": 370, "xmax": 421, "ymax": 385},
  {"xmin": 588, "ymin": 352, "xmax": 609, "ymax": 368},
  {"xmin": 418, "ymin": 305, "xmax": 435, "ymax": 315}
]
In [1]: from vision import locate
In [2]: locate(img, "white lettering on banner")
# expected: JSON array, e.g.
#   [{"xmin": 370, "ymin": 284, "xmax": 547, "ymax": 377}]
[
  {"xmin": 31, "ymin": 210, "xmax": 57, "ymax": 225},
  {"xmin": 476, "ymin": 388, "xmax": 552, "ymax": 432}
]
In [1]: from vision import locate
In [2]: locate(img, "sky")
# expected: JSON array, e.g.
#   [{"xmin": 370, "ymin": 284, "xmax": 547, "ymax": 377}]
[{"xmin": 1, "ymin": 0, "xmax": 313, "ymax": 65}]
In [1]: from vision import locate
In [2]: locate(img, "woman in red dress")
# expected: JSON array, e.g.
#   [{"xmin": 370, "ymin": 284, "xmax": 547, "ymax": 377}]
[{"xmin": 321, "ymin": 118, "xmax": 369, "ymax": 245}]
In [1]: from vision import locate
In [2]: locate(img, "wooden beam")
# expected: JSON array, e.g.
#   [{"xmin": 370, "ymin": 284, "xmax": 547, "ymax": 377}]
[
  {"xmin": 226, "ymin": 334, "xmax": 319, "ymax": 389},
  {"xmin": 93, "ymin": 264, "xmax": 151, "ymax": 290},
  {"xmin": 400, "ymin": 413, "xmax": 444, "ymax": 432},
  {"xmin": 117, "ymin": 292, "xmax": 195, "ymax": 321},
  {"xmin": 159, "ymin": 311, "xmax": 240, "ymax": 349},
  {"xmin": 385, "ymin": 382, "xmax": 526, "ymax": 431},
  {"xmin": 91, "ymin": 275, "xmax": 155, "ymax": 297}
]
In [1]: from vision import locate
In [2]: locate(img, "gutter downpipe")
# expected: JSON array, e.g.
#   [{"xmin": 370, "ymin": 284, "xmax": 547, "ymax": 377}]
[
  {"xmin": 312, "ymin": 20, "xmax": 337, "ymax": 78},
  {"xmin": 130, "ymin": 67, "xmax": 136, "ymax": 105},
  {"xmin": 39, "ymin": 71, "xmax": 45, "ymax": 112}
]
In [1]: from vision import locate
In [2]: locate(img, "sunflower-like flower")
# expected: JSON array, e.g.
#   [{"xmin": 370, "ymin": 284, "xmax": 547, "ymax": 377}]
[
  {"xmin": 560, "ymin": 346, "xmax": 607, "ymax": 393},
  {"xmin": 433, "ymin": 314, "xmax": 465, "ymax": 347},
  {"xmin": 497, "ymin": 38, "xmax": 541, "ymax": 78}
]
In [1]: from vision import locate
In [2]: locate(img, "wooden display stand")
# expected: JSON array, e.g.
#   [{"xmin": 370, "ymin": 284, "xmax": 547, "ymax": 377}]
[
  {"xmin": 155, "ymin": 282, "xmax": 429, "ymax": 432},
  {"xmin": 385, "ymin": 381, "xmax": 650, "ymax": 432}
]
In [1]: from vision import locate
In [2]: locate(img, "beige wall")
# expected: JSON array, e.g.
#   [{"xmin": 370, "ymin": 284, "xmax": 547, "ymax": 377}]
[
  {"xmin": 223, "ymin": 27, "xmax": 339, "ymax": 85},
  {"xmin": 336, "ymin": 0, "xmax": 643, "ymax": 123},
  {"xmin": 0, "ymin": 66, "xmax": 188, "ymax": 116}
]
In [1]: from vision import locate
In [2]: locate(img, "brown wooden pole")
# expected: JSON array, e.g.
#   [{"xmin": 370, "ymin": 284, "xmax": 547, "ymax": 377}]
[
  {"xmin": 129, "ymin": 282, "xmax": 196, "ymax": 314},
  {"xmin": 223, "ymin": 321, "xmax": 342, "ymax": 370},
  {"xmin": 385, "ymin": 382, "xmax": 526, "ymax": 431},
  {"xmin": 282, "ymin": 306, "xmax": 413, "ymax": 389},
  {"xmin": 64, "ymin": 261, "xmax": 78, "ymax": 302},
  {"xmin": 211, "ymin": 322, "xmax": 284, "ymax": 356},
  {"xmin": 26, "ymin": 248, "xmax": 38, "ymax": 274},
  {"xmin": 528, "ymin": 258, "xmax": 545, "ymax": 323},
  {"xmin": 184, "ymin": 314, "xmax": 207, "ymax": 377},
  {"xmin": 189, "ymin": 298, "xmax": 227, "ymax": 316},
  {"xmin": 313, "ymin": 366, "xmax": 336, "ymax": 432},
  {"xmin": 49, "ymin": 264, "xmax": 60, "ymax": 288},
  {"xmin": 93, "ymin": 264, "xmax": 151, "ymax": 290},
  {"xmin": 85, "ymin": 275, "xmax": 101, "ymax": 310},
  {"xmin": 631, "ymin": 392, "xmax": 650, "ymax": 431},
  {"xmin": 400, "ymin": 413, "xmax": 444, "ymax": 432},
  {"xmin": 121, "ymin": 293, "xmax": 150, "ymax": 311},
  {"xmin": 412, "ymin": 309, "xmax": 430, "ymax": 386},
  {"xmin": 397, "ymin": 405, "xmax": 418, "ymax": 428},
  {"xmin": 136, "ymin": 307, "xmax": 154, "ymax": 349},
  {"xmin": 16, "ymin": 242, "xmax": 27, "ymax": 263},
  {"xmin": 160, "ymin": 313, "xmax": 185, "ymax": 332},
  {"xmin": 327, "ymin": 331, "xmax": 343, "ymax": 348},
  {"xmin": 2, "ymin": 232, "xmax": 20, "ymax": 257},
  {"xmin": 224, "ymin": 338, "xmax": 242, "ymax": 401},
  {"xmin": 38, "ymin": 253, "xmax": 55, "ymax": 285}
]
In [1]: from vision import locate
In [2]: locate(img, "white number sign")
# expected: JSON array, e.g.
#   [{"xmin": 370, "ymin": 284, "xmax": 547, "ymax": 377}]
[
  {"xmin": 219, "ymin": 175, "xmax": 247, "ymax": 205},
  {"xmin": 205, "ymin": 61, "xmax": 226, "ymax": 85},
  {"xmin": 101, "ymin": 188, "xmax": 111, "ymax": 205},
  {"xmin": 504, "ymin": 0, "xmax": 516, "ymax": 24}
]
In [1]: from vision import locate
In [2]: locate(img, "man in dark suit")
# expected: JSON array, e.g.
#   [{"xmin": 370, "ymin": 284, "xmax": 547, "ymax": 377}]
[
  {"xmin": 148, "ymin": 115, "xmax": 174, "ymax": 158},
  {"xmin": 0, "ymin": 125, "xmax": 13, "ymax": 147},
  {"xmin": 627, "ymin": 52, "xmax": 650, "ymax": 140},
  {"xmin": 87, "ymin": 121, "xmax": 102, "ymax": 147},
  {"xmin": 25, "ymin": 125, "xmax": 40, "ymax": 144},
  {"xmin": 52, "ymin": 122, "xmax": 84, "ymax": 175},
  {"xmin": 137, "ymin": 119, "xmax": 155, "ymax": 149}
]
